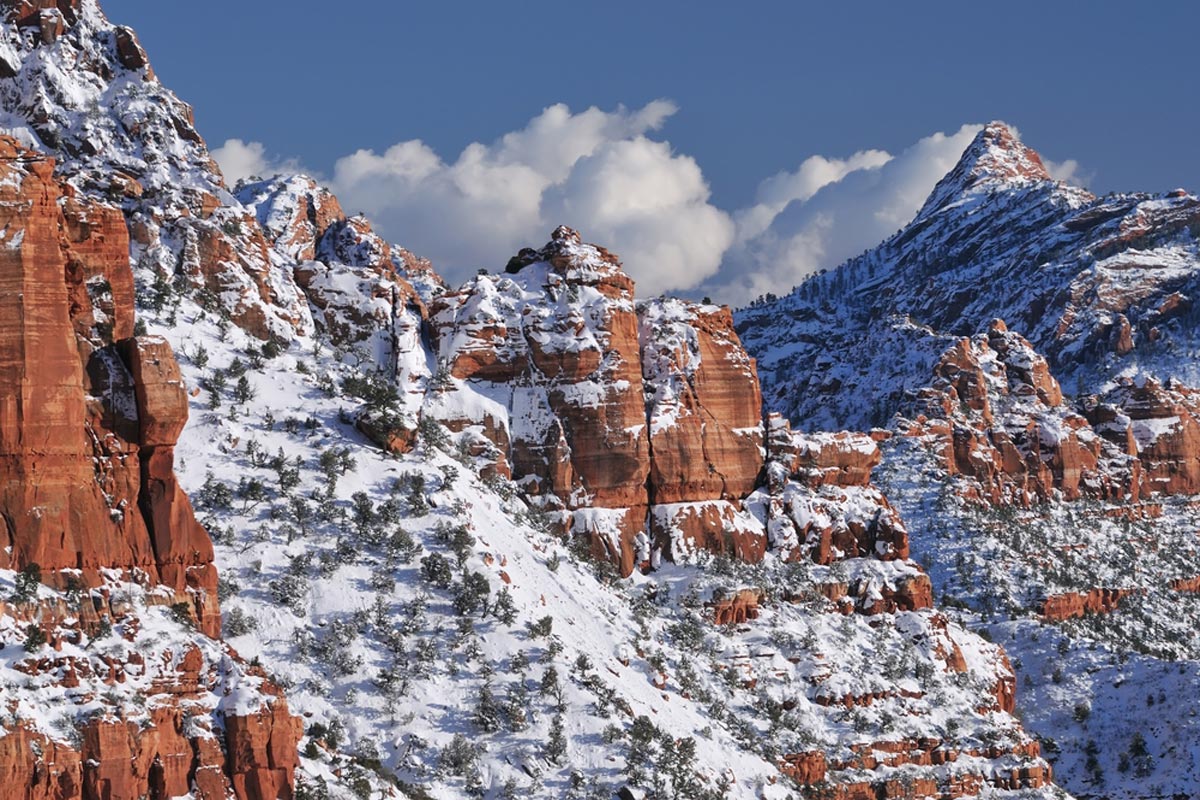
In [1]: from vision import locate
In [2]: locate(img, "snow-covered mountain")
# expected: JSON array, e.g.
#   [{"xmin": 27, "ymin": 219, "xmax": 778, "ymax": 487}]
[
  {"xmin": 0, "ymin": 2, "xmax": 1068, "ymax": 799},
  {"xmin": 738, "ymin": 122, "xmax": 1200, "ymax": 432},
  {"xmin": 737, "ymin": 124, "xmax": 1200, "ymax": 798}
]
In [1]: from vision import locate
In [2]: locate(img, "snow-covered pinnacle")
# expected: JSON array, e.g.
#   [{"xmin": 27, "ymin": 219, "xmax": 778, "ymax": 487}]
[{"xmin": 918, "ymin": 121, "xmax": 1055, "ymax": 217}]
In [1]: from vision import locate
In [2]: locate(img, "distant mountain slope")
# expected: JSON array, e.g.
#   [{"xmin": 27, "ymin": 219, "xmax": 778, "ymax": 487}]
[
  {"xmin": 736, "ymin": 123, "xmax": 1200, "ymax": 799},
  {"xmin": 737, "ymin": 122, "xmax": 1200, "ymax": 432}
]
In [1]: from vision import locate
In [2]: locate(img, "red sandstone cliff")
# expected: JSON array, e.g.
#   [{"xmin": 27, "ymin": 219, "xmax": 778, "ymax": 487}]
[
  {"xmin": 902, "ymin": 319, "xmax": 1200, "ymax": 507},
  {"xmin": 0, "ymin": 135, "xmax": 301, "ymax": 800}
]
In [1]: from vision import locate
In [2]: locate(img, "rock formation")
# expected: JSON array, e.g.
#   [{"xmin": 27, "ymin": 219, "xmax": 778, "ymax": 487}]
[
  {"xmin": 0, "ymin": 136, "xmax": 217, "ymax": 630},
  {"xmin": 903, "ymin": 318, "xmax": 1200, "ymax": 506},
  {"xmin": 0, "ymin": 135, "xmax": 302, "ymax": 800}
]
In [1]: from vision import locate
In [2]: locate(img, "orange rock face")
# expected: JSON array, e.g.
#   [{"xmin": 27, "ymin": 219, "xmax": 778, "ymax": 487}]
[
  {"xmin": 709, "ymin": 588, "xmax": 764, "ymax": 625},
  {"xmin": 1088, "ymin": 377, "xmax": 1200, "ymax": 497},
  {"xmin": 765, "ymin": 416, "xmax": 910, "ymax": 564},
  {"xmin": 0, "ymin": 137, "xmax": 219, "ymax": 634},
  {"xmin": 430, "ymin": 228, "xmax": 775, "ymax": 575},
  {"xmin": 640, "ymin": 299, "xmax": 765, "ymax": 562},
  {"xmin": 1040, "ymin": 588, "xmax": 1131, "ymax": 620},
  {"xmin": 909, "ymin": 318, "xmax": 1200, "ymax": 507},
  {"xmin": 430, "ymin": 227, "xmax": 654, "ymax": 575},
  {"xmin": 906, "ymin": 320, "xmax": 1130, "ymax": 505},
  {"xmin": 225, "ymin": 699, "xmax": 303, "ymax": 800},
  {"xmin": 0, "ymin": 689, "xmax": 301, "ymax": 800}
]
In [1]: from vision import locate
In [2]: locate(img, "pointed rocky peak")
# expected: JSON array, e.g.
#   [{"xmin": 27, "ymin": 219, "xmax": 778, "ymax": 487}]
[
  {"xmin": 917, "ymin": 121, "xmax": 1055, "ymax": 218},
  {"xmin": 503, "ymin": 225, "xmax": 632, "ymax": 296}
]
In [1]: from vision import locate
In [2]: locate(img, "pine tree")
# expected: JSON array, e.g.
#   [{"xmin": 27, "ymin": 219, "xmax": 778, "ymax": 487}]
[
  {"xmin": 545, "ymin": 713, "xmax": 567, "ymax": 765},
  {"xmin": 473, "ymin": 682, "xmax": 501, "ymax": 733}
]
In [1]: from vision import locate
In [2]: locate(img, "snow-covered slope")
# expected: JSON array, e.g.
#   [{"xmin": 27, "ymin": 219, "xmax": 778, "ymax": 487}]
[
  {"xmin": 738, "ymin": 122, "xmax": 1200, "ymax": 433},
  {"xmin": 0, "ymin": 3, "xmax": 1090, "ymax": 799},
  {"xmin": 738, "ymin": 122, "xmax": 1200, "ymax": 799}
]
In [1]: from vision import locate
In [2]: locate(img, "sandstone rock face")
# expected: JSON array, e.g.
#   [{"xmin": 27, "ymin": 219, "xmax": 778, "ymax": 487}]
[
  {"xmin": 1087, "ymin": 377, "xmax": 1200, "ymax": 496},
  {"xmin": 905, "ymin": 319, "xmax": 1200, "ymax": 506},
  {"xmin": 224, "ymin": 695, "xmax": 303, "ymax": 800},
  {"xmin": 640, "ymin": 298, "xmax": 765, "ymax": 562},
  {"xmin": 428, "ymin": 228, "xmax": 772, "ymax": 575},
  {"xmin": 760, "ymin": 415, "xmax": 910, "ymax": 565},
  {"xmin": 0, "ymin": 616, "xmax": 302, "ymax": 800},
  {"xmin": 1040, "ymin": 588, "xmax": 1131, "ymax": 620},
  {"xmin": 0, "ymin": 138, "xmax": 217, "ymax": 632},
  {"xmin": 0, "ymin": 137, "xmax": 302, "ymax": 798},
  {"xmin": 239, "ymin": 175, "xmax": 432, "ymax": 427},
  {"xmin": 903, "ymin": 321, "xmax": 1130, "ymax": 505},
  {"xmin": 430, "ymin": 227, "xmax": 653, "ymax": 575}
]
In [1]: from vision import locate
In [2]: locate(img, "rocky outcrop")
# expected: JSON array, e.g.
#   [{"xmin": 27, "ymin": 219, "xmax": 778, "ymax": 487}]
[
  {"xmin": 906, "ymin": 321, "xmax": 1114, "ymax": 505},
  {"xmin": 0, "ymin": 630, "xmax": 302, "ymax": 800},
  {"xmin": 761, "ymin": 416, "xmax": 910, "ymax": 564},
  {"xmin": 224, "ymin": 695, "xmax": 303, "ymax": 800},
  {"xmin": 0, "ymin": 138, "xmax": 215, "ymax": 629},
  {"xmin": 782, "ymin": 737, "xmax": 1050, "ymax": 796},
  {"xmin": 1039, "ymin": 588, "xmax": 1131, "ymax": 620},
  {"xmin": 640, "ymin": 298, "xmax": 765, "ymax": 562},
  {"xmin": 1086, "ymin": 377, "xmax": 1200, "ymax": 496},
  {"xmin": 429, "ymin": 227, "xmax": 653, "ymax": 575},
  {"xmin": 239, "ymin": 175, "xmax": 432, "ymax": 429},
  {"xmin": 425, "ymin": 228, "xmax": 771, "ymax": 575},
  {"xmin": 904, "ymin": 319, "xmax": 1200, "ymax": 506},
  {"xmin": 0, "ymin": 135, "xmax": 302, "ymax": 798},
  {"xmin": 709, "ymin": 588, "xmax": 764, "ymax": 625}
]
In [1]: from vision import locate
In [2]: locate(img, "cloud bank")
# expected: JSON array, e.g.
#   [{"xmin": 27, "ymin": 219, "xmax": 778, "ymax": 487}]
[
  {"xmin": 322, "ymin": 102, "xmax": 733, "ymax": 296},
  {"xmin": 214, "ymin": 114, "xmax": 1082, "ymax": 305},
  {"xmin": 710, "ymin": 125, "xmax": 984, "ymax": 303}
]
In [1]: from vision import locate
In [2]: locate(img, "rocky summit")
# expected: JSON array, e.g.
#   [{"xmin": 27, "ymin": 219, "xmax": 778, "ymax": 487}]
[{"xmin": 0, "ymin": 2, "xmax": 1195, "ymax": 800}]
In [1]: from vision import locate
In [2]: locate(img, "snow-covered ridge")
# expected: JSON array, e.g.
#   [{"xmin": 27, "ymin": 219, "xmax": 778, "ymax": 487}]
[{"xmin": 738, "ymin": 122, "xmax": 1200, "ymax": 433}]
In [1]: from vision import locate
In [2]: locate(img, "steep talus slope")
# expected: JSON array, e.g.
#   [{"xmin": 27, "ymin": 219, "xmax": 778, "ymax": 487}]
[
  {"xmin": 738, "ymin": 123, "xmax": 1200, "ymax": 798},
  {"xmin": 0, "ymin": 1, "xmax": 1070, "ymax": 797}
]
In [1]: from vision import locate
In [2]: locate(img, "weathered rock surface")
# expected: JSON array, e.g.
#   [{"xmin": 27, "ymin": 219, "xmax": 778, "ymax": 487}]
[
  {"xmin": 1039, "ymin": 587, "xmax": 1131, "ymax": 620},
  {"xmin": 904, "ymin": 318, "xmax": 1200, "ymax": 506},
  {"xmin": 429, "ymin": 227, "xmax": 653, "ymax": 575},
  {"xmin": 0, "ymin": 135, "xmax": 301, "ymax": 798},
  {"xmin": 0, "ymin": 138, "xmax": 215, "ymax": 628},
  {"xmin": 1087, "ymin": 377, "xmax": 1200, "ymax": 496},
  {"xmin": 0, "ymin": 622, "xmax": 302, "ymax": 800},
  {"xmin": 239, "ymin": 174, "xmax": 432, "ymax": 427}
]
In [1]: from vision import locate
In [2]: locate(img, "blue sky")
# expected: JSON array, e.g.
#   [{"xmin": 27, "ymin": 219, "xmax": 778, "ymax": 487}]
[{"xmin": 104, "ymin": 0, "xmax": 1200, "ymax": 300}]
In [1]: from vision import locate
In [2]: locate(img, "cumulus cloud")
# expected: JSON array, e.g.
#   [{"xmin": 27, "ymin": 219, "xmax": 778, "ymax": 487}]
[
  {"xmin": 705, "ymin": 124, "xmax": 985, "ymax": 304},
  {"xmin": 1043, "ymin": 156, "xmax": 1092, "ymax": 188},
  {"xmin": 328, "ymin": 101, "xmax": 733, "ymax": 295},
  {"xmin": 218, "ymin": 114, "xmax": 1081, "ymax": 306},
  {"xmin": 212, "ymin": 138, "xmax": 303, "ymax": 185}
]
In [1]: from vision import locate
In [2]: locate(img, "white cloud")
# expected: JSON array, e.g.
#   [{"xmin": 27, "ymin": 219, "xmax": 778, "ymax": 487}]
[
  {"xmin": 211, "ymin": 138, "xmax": 302, "ymax": 186},
  {"xmin": 327, "ymin": 101, "xmax": 733, "ymax": 294},
  {"xmin": 220, "ymin": 115, "xmax": 1082, "ymax": 307},
  {"xmin": 1043, "ymin": 157, "xmax": 1090, "ymax": 187},
  {"xmin": 736, "ymin": 149, "xmax": 892, "ymax": 244},
  {"xmin": 707, "ymin": 124, "xmax": 985, "ymax": 304}
]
